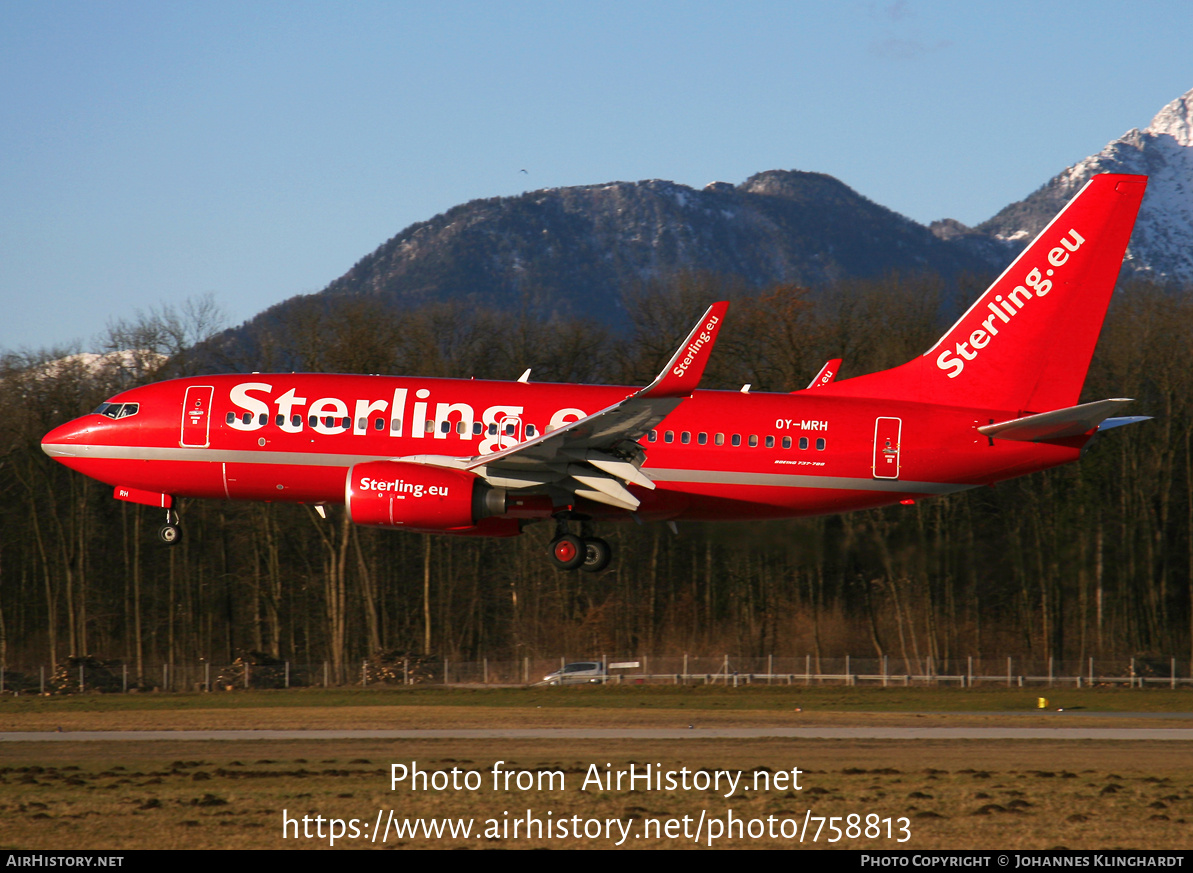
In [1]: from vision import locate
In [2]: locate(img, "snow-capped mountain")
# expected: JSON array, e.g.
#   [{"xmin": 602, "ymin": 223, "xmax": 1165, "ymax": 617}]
[
  {"xmin": 976, "ymin": 87, "xmax": 1193, "ymax": 283},
  {"xmin": 32, "ymin": 350, "xmax": 166, "ymax": 380}
]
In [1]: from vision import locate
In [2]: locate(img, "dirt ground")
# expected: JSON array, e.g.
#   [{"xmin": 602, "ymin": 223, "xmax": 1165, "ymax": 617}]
[{"xmin": 1, "ymin": 686, "xmax": 1189, "ymax": 850}]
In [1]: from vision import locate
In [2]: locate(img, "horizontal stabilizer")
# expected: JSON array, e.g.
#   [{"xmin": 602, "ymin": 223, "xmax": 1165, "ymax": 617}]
[
  {"xmin": 1096, "ymin": 416, "xmax": 1152, "ymax": 433},
  {"xmin": 978, "ymin": 398, "xmax": 1137, "ymax": 442}
]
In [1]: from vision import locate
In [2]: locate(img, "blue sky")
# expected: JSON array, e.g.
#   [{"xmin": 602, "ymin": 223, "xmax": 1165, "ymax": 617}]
[{"xmin": 2, "ymin": 1, "xmax": 1190, "ymax": 353}]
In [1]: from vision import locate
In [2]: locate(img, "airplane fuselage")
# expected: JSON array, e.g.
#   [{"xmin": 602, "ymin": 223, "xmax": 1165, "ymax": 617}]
[{"xmin": 43, "ymin": 372, "xmax": 1082, "ymax": 524}]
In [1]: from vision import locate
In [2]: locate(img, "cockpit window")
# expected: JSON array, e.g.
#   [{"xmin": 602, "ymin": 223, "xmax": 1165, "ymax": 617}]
[{"xmin": 93, "ymin": 402, "xmax": 140, "ymax": 419}]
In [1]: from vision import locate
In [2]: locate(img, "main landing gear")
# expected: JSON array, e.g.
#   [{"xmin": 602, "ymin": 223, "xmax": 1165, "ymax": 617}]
[
  {"xmin": 158, "ymin": 509, "xmax": 182, "ymax": 546},
  {"xmin": 548, "ymin": 517, "xmax": 611, "ymax": 573}
]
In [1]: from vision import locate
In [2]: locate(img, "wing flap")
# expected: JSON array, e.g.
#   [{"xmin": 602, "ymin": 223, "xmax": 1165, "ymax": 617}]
[
  {"xmin": 568, "ymin": 467, "xmax": 641, "ymax": 509},
  {"xmin": 568, "ymin": 450, "xmax": 656, "ymax": 490},
  {"xmin": 573, "ymin": 487, "xmax": 640, "ymax": 512}
]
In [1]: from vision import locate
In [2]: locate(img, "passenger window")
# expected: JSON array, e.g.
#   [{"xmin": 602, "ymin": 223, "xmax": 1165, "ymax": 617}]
[
  {"xmin": 765, "ymin": 435, "xmax": 775, "ymax": 448},
  {"xmin": 390, "ymin": 418, "xmax": 401, "ymax": 432},
  {"xmin": 697, "ymin": 432, "xmax": 707, "ymax": 445},
  {"xmin": 681, "ymin": 431, "xmax": 690, "ymax": 444},
  {"xmin": 473, "ymin": 422, "xmax": 483, "ymax": 435},
  {"xmin": 441, "ymin": 421, "xmax": 450, "ymax": 434},
  {"xmin": 816, "ymin": 438, "xmax": 826, "ymax": 451},
  {"xmin": 374, "ymin": 418, "xmax": 385, "ymax": 431},
  {"xmin": 526, "ymin": 424, "xmax": 536, "ymax": 437},
  {"xmin": 505, "ymin": 424, "xmax": 515, "ymax": 436},
  {"xmin": 732, "ymin": 434, "xmax": 741, "ymax": 447},
  {"xmin": 648, "ymin": 430, "xmax": 657, "ymax": 442},
  {"xmin": 308, "ymin": 415, "xmax": 317, "ymax": 427},
  {"xmin": 799, "ymin": 437, "xmax": 808, "ymax": 450},
  {"xmin": 357, "ymin": 418, "xmax": 367, "ymax": 430},
  {"xmin": 488, "ymin": 423, "xmax": 498, "ymax": 435},
  {"xmin": 664, "ymin": 431, "xmax": 674, "ymax": 443},
  {"xmin": 458, "ymin": 421, "xmax": 467, "ymax": 434},
  {"xmin": 226, "ymin": 412, "xmax": 235, "ymax": 424},
  {"xmin": 293, "ymin": 414, "xmax": 303, "ymax": 427},
  {"xmin": 425, "ymin": 420, "xmax": 435, "ymax": 433},
  {"xmin": 242, "ymin": 412, "xmax": 252, "ymax": 425},
  {"xmin": 259, "ymin": 413, "xmax": 268, "ymax": 426},
  {"xmin": 715, "ymin": 433, "xmax": 724, "ymax": 446},
  {"xmin": 749, "ymin": 435, "xmax": 758, "ymax": 447},
  {"xmin": 782, "ymin": 436, "xmax": 791, "ymax": 449}
]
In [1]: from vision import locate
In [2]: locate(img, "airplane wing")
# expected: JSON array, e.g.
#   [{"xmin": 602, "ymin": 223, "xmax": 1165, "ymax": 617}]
[{"xmin": 462, "ymin": 301, "xmax": 729, "ymax": 511}]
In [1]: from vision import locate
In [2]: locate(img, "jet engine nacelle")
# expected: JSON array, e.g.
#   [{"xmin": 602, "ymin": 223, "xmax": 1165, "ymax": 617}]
[{"xmin": 345, "ymin": 461, "xmax": 506, "ymax": 532}]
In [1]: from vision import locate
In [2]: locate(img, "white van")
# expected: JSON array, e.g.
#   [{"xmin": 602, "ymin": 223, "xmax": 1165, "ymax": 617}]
[{"xmin": 542, "ymin": 662, "xmax": 607, "ymax": 685}]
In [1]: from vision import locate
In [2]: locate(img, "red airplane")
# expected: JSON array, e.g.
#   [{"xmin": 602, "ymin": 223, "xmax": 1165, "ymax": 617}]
[{"xmin": 42, "ymin": 173, "xmax": 1150, "ymax": 571}]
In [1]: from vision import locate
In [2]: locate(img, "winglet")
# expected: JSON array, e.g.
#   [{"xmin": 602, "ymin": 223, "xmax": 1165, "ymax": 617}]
[
  {"xmin": 805, "ymin": 358, "xmax": 842, "ymax": 390},
  {"xmin": 639, "ymin": 301, "xmax": 729, "ymax": 398}
]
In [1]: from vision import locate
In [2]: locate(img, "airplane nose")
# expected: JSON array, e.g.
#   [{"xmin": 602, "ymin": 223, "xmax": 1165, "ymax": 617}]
[{"xmin": 41, "ymin": 418, "xmax": 90, "ymax": 458}]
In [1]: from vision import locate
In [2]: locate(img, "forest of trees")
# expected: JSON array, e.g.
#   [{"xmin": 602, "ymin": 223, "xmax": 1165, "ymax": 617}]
[{"xmin": 3, "ymin": 275, "xmax": 1192, "ymax": 680}]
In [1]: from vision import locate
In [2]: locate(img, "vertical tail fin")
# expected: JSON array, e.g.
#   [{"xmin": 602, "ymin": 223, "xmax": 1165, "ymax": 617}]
[{"xmin": 826, "ymin": 174, "xmax": 1147, "ymax": 412}]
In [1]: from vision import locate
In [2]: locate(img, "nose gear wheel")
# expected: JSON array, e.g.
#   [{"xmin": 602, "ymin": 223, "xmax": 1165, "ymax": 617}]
[{"xmin": 157, "ymin": 508, "xmax": 182, "ymax": 546}]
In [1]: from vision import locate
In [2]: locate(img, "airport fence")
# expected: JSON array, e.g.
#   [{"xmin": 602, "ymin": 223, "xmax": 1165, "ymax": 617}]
[{"xmin": 2, "ymin": 653, "xmax": 1192, "ymax": 693}]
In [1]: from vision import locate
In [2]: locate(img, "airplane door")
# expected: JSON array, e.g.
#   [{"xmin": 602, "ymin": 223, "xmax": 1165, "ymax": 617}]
[
  {"xmin": 498, "ymin": 414, "xmax": 524, "ymax": 447},
  {"xmin": 181, "ymin": 386, "xmax": 215, "ymax": 448},
  {"xmin": 872, "ymin": 416, "xmax": 902, "ymax": 480}
]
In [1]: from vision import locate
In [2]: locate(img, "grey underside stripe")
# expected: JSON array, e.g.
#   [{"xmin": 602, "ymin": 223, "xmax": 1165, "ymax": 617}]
[
  {"xmin": 48, "ymin": 443, "xmax": 972, "ymax": 495},
  {"xmin": 645, "ymin": 468, "xmax": 970, "ymax": 495}
]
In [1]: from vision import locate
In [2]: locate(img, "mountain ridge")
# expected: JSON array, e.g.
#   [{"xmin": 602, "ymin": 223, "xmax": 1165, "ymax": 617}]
[
  {"xmin": 313, "ymin": 169, "xmax": 991, "ymax": 326},
  {"xmin": 224, "ymin": 87, "xmax": 1193, "ymax": 356}
]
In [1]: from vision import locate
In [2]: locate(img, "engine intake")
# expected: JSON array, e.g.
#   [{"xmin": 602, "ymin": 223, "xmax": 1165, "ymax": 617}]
[{"xmin": 345, "ymin": 461, "xmax": 506, "ymax": 532}]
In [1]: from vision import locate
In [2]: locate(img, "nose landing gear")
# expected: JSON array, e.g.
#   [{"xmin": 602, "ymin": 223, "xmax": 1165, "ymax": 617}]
[
  {"xmin": 158, "ymin": 509, "xmax": 182, "ymax": 546},
  {"xmin": 548, "ymin": 517, "xmax": 612, "ymax": 573}
]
